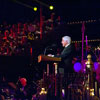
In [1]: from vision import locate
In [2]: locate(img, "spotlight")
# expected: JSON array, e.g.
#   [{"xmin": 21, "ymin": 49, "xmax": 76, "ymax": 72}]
[
  {"xmin": 49, "ymin": 5, "xmax": 54, "ymax": 10},
  {"xmin": 33, "ymin": 7, "xmax": 38, "ymax": 11}
]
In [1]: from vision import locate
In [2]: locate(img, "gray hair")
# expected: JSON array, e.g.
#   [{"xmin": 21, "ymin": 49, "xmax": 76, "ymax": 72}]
[{"xmin": 62, "ymin": 36, "xmax": 71, "ymax": 45}]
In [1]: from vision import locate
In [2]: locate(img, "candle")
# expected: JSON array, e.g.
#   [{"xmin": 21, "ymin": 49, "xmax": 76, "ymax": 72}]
[
  {"xmin": 99, "ymin": 88, "xmax": 100, "ymax": 97},
  {"xmin": 95, "ymin": 81, "xmax": 97, "ymax": 96}
]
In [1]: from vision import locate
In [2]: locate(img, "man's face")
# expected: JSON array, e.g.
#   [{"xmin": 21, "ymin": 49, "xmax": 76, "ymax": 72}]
[{"xmin": 61, "ymin": 38, "xmax": 68, "ymax": 47}]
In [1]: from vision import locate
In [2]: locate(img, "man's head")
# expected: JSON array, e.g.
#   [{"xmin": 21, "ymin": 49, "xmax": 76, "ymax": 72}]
[
  {"xmin": 61, "ymin": 36, "xmax": 71, "ymax": 47},
  {"xmin": 19, "ymin": 77, "xmax": 27, "ymax": 87}
]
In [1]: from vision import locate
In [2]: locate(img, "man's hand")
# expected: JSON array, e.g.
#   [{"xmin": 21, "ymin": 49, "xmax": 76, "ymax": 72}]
[{"xmin": 47, "ymin": 54, "xmax": 54, "ymax": 57}]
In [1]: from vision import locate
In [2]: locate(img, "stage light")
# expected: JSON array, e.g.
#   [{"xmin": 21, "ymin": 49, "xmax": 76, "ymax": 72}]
[
  {"xmin": 94, "ymin": 62, "xmax": 99, "ymax": 71},
  {"xmin": 33, "ymin": 7, "xmax": 38, "ymax": 11},
  {"xmin": 73, "ymin": 62, "xmax": 82, "ymax": 72},
  {"xmin": 49, "ymin": 5, "xmax": 54, "ymax": 10}
]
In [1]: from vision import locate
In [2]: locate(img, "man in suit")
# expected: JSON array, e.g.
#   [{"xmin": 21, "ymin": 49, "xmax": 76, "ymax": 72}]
[
  {"xmin": 55, "ymin": 36, "xmax": 74, "ymax": 99},
  {"xmin": 55, "ymin": 36, "xmax": 74, "ymax": 73},
  {"xmin": 47, "ymin": 36, "xmax": 74, "ymax": 99}
]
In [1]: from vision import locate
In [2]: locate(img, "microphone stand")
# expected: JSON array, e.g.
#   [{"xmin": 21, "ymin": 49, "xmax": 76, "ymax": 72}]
[
  {"xmin": 44, "ymin": 46, "xmax": 53, "ymax": 55},
  {"xmin": 44, "ymin": 44, "xmax": 57, "ymax": 55}
]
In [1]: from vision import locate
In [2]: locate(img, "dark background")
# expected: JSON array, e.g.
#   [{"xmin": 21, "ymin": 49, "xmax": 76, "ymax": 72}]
[
  {"xmin": 0, "ymin": 0, "xmax": 100, "ymax": 23},
  {"xmin": 0, "ymin": 0, "xmax": 100, "ymax": 40},
  {"xmin": 0, "ymin": 0, "xmax": 100, "ymax": 83}
]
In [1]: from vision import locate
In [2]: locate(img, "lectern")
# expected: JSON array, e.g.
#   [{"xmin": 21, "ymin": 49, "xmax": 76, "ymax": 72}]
[
  {"xmin": 38, "ymin": 54, "xmax": 61, "ymax": 62},
  {"xmin": 38, "ymin": 54, "xmax": 61, "ymax": 75},
  {"xmin": 38, "ymin": 54, "xmax": 61, "ymax": 96}
]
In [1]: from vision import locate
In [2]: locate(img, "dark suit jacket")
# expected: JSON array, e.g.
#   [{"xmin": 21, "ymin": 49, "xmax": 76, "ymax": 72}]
[{"xmin": 56, "ymin": 44, "xmax": 74, "ymax": 73}]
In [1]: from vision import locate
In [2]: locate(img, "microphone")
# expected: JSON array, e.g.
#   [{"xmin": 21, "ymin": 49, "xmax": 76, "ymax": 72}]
[
  {"xmin": 44, "ymin": 46, "xmax": 52, "ymax": 55},
  {"xmin": 44, "ymin": 44, "xmax": 57, "ymax": 55},
  {"xmin": 51, "ymin": 44, "xmax": 57, "ymax": 48}
]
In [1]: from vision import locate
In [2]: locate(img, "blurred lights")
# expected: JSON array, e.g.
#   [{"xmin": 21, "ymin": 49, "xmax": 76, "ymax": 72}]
[
  {"xmin": 87, "ymin": 65, "xmax": 91, "ymax": 69},
  {"xmin": 90, "ymin": 89, "xmax": 94, "ymax": 96},
  {"xmin": 73, "ymin": 62, "xmax": 82, "ymax": 72},
  {"xmin": 85, "ymin": 61, "xmax": 91, "ymax": 69},
  {"xmin": 33, "ymin": 7, "xmax": 38, "ymax": 11},
  {"xmin": 39, "ymin": 88, "xmax": 47, "ymax": 95},
  {"xmin": 49, "ymin": 5, "xmax": 54, "ymax": 10},
  {"xmin": 72, "ymin": 39, "xmax": 100, "ymax": 43},
  {"xmin": 62, "ymin": 89, "xmax": 65, "ymax": 97},
  {"xmin": 86, "ymin": 86, "xmax": 89, "ymax": 90},
  {"xmin": 67, "ymin": 19, "xmax": 98, "ymax": 25},
  {"xmin": 94, "ymin": 62, "xmax": 99, "ymax": 71}
]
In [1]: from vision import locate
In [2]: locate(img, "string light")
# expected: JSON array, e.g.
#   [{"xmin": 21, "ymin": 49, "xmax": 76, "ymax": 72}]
[
  {"xmin": 67, "ymin": 19, "xmax": 99, "ymax": 25},
  {"xmin": 72, "ymin": 39, "xmax": 100, "ymax": 43}
]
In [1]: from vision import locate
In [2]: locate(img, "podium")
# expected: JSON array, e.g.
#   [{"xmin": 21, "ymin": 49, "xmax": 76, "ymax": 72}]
[
  {"xmin": 38, "ymin": 55, "xmax": 61, "ymax": 97},
  {"xmin": 38, "ymin": 54, "xmax": 61, "ymax": 75},
  {"xmin": 38, "ymin": 54, "xmax": 61, "ymax": 63}
]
